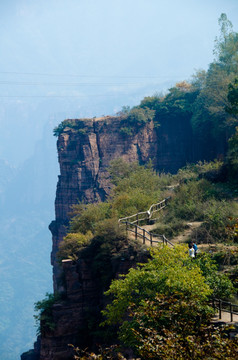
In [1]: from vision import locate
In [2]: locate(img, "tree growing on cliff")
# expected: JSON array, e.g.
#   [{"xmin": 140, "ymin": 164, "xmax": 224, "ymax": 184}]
[
  {"xmin": 214, "ymin": 13, "xmax": 238, "ymax": 73},
  {"xmin": 34, "ymin": 292, "xmax": 62, "ymax": 335},
  {"xmin": 101, "ymin": 245, "xmax": 236, "ymax": 359},
  {"xmin": 102, "ymin": 246, "xmax": 212, "ymax": 338},
  {"xmin": 191, "ymin": 13, "xmax": 238, "ymax": 145},
  {"xmin": 123, "ymin": 294, "xmax": 238, "ymax": 360}
]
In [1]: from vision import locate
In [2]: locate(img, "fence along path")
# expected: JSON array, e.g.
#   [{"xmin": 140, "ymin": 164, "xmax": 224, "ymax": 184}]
[
  {"xmin": 118, "ymin": 199, "xmax": 238, "ymax": 323},
  {"xmin": 118, "ymin": 197, "xmax": 174, "ymax": 247},
  {"xmin": 212, "ymin": 298, "xmax": 238, "ymax": 323}
]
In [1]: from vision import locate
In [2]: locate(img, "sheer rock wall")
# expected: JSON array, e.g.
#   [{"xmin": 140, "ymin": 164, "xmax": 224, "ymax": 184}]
[
  {"xmin": 34, "ymin": 114, "xmax": 216, "ymax": 360},
  {"xmin": 50, "ymin": 116, "xmax": 158, "ymax": 289}
]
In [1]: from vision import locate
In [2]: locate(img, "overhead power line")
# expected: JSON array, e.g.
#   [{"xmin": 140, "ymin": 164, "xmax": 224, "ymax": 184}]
[
  {"xmin": 0, "ymin": 94, "xmax": 125, "ymax": 98},
  {"xmin": 0, "ymin": 71, "xmax": 188, "ymax": 79},
  {"xmin": 0, "ymin": 81, "xmax": 155, "ymax": 86}
]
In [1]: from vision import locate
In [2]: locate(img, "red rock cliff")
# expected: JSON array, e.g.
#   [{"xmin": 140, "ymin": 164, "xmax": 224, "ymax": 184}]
[
  {"xmin": 50, "ymin": 116, "xmax": 158, "ymax": 289},
  {"xmin": 22, "ymin": 111, "xmax": 224, "ymax": 360}
]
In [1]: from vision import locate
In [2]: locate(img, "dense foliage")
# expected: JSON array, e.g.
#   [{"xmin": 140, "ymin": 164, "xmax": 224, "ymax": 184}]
[
  {"xmin": 34, "ymin": 292, "xmax": 62, "ymax": 335},
  {"xmin": 53, "ymin": 119, "xmax": 88, "ymax": 136},
  {"xmin": 57, "ymin": 159, "xmax": 172, "ymax": 266},
  {"xmin": 100, "ymin": 246, "xmax": 235, "ymax": 359},
  {"xmin": 42, "ymin": 14, "xmax": 238, "ymax": 358},
  {"xmin": 135, "ymin": 14, "xmax": 238, "ymax": 164},
  {"xmin": 153, "ymin": 160, "xmax": 238, "ymax": 242}
]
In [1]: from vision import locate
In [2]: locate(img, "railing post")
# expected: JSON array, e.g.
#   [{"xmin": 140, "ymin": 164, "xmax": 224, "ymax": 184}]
[
  {"xmin": 135, "ymin": 225, "xmax": 138, "ymax": 240},
  {"xmin": 150, "ymin": 233, "xmax": 153, "ymax": 246},
  {"xmin": 147, "ymin": 211, "xmax": 150, "ymax": 225},
  {"xmin": 136, "ymin": 214, "xmax": 139, "ymax": 225},
  {"xmin": 212, "ymin": 298, "xmax": 215, "ymax": 309},
  {"xmin": 219, "ymin": 299, "xmax": 222, "ymax": 319},
  {"xmin": 126, "ymin": 222, "xmax": 128, "ymax": 238},
  {"xmin": 230, "ymin": 303, "xmax": 233, "ymax": 322},
  {"xmin": 143, "ymin": 229, "xmax": 145, "ymax": 244}
]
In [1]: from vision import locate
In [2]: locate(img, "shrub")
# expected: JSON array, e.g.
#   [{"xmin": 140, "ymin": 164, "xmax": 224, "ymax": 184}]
[
  {"xmin": 108, "ymin": 159, "xmax": 139, "ymax": 185},
  {"xmin": 119, "ymin": 127, "xmax": 133, "ymax": 136},
  {"xmin": 79, "ymin": 218, "xmax": 145, "ymax": 289},
  {"xmin": 53, "ymin": 119, "xmax": 86, "ymax": 137},
  {"xmin": 127, "ymin": 107, "xmax": 155, "ymax": 126},
  {"xmin": 118, "ymin": 107, "xmax": 155, "ymax": 138},
  {"xmin": 154, "ymin": 218, "xmax": 187, "ymax": 239},
  {"xmin": 69, "ymin": 202, "xmax": 112, "ymax": 234},
  {"xmin": 57, "ymin": 231, "xmax": 92, "ymax": 262},
  {"xmin": 34, "ymin": 292, "xmax": 62, "ymax": 335},
  {"xmin": 195, "ymin": 252, "xmax": 234, "ymax": 299}
]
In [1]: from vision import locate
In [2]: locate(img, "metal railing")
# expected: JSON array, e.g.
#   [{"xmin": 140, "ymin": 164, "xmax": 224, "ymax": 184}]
[
  {"xmin": 212, "ymin": 298, "xmax": 238, "ymax": 323},
  {"xmin": 118, "ymin": 197, "xmax": 170, "ymax": 225},
  {"xmin": 118, "ymin": 198, "xmax": 238, "ymax": 325},
  {"xmin": 121, "ymin": 221, "xmax": 174, "ymax": 247}
]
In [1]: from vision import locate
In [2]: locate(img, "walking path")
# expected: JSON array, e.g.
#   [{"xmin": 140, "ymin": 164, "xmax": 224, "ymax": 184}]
[
  {"xmin": 120, "ymin": 198, "xmax": 238, "ymax": 326},
  {"xmin": 213, "ymin": 311, "xmax": 238, "ymax": 323},
  {"xmin": 172, "ymin": 221, "xmax": 202, "ymax": 244}
]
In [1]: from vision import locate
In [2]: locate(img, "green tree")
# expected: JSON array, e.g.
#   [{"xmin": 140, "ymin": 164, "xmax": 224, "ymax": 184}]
[
  {"xmin": 101, "ymin": 245, "xmax": 235, "ymax": 358},
  {"xmin": 227, "ymin": 127, "xmax": 238, "ymax": 173},
  {"xmin": 227, "ymin": 78, "xmax": 238, "ymax": 114},
  {"xmin": 69, "ymin": 202, "xmax": 112, "ymax": 234},
  {"xmin": 57, "ymin": 231, "xmax": 93, "ymax": 262},
  {"xmin": 191, "ymin": 14, "xmax": 238, "ymax": 146},
  {"xmin": 102, "ymin": 245, "xmax": 212, "ymax": 336},
  {"xmin": 127, "ymin": 107, "xmax": 155, "ymax": 126},
  {"xmin": 214, "ymin": 13, "xmax": 238, "ymax": 73},
  {"xmin": 226, "ymin": 78, "xmax": 238, "ymax": 174},
  {"xmin": 34, "ymin": 292, "xmax": 61, "ymax": 335},
  {"xmin": 127, "ymin": 294, "xmax": 238, "ymax": 359}
]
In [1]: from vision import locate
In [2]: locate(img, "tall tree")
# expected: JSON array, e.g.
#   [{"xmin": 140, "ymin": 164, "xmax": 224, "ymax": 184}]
[{"xmin": 191, "ymin": 14, "xmax": 238, "ymax": 150}]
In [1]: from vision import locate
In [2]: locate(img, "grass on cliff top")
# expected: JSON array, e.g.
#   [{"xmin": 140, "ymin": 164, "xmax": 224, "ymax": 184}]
[
  {"xmin": 154, "ymin": 160, "xmax": 238, "ymax": 243},
  {"xmin": 57, "ymin": 158, "xmax": 238, "ymax": 269},
  {"xmin": 53, "ymin": 106, "xmax": 155, "ymax": 137},
  {"xmin": 57, "ymin": 159, "xmax": 174, "ymax": 265}
]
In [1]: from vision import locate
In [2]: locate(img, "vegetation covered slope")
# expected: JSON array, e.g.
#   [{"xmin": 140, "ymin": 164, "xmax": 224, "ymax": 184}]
[
  {"xmin": 34, "ymin": 13, "xmax": 238, "ymax": 359},
  {"xmin": 35, "ymin": 155, "xmax": 238, "ymax": 358},
  {"xmin": 136, "ymin": 14, "xmax": 238, "ymax": 160}
]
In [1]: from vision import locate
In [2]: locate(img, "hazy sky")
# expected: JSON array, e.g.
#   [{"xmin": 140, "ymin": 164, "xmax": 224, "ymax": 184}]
[
  {"xmin": 1, "ymin": 0, "xmax": 238, "ymax": 85},
  {"xmin": 0, "ymin": 0, "xmax": 237, "ymax": 164}
]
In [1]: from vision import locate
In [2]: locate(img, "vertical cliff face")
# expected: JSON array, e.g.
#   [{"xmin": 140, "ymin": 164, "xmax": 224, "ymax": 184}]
[
  {"xmin": 50, "ymin": 116, "xmax": 158, "ymax": 289},
  {"xmin": 32, "ymin": 114, "xmax": 220, "ymax": 360}
]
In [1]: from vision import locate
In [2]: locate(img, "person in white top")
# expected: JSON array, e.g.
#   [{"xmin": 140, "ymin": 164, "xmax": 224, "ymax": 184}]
[{"xmin": 189, "ymin": 244, "xmax": 195, "ymax": 258}]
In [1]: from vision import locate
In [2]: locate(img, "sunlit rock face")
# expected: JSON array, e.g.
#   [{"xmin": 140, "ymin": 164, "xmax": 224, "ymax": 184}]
[
  {"xmin": 38, "ymin": 114, "xmax": 219, "ymax": 360},
  {"xmin": 50, "ymin": 116, "xmax": 158, "ymax": 290},
  {"xmin": 49, "ymin": 114, "xmax": 217, "ymax": 290}
]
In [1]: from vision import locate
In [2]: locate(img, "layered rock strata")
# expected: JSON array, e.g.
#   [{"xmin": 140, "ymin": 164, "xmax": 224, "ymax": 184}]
[
  {"xmin": 26, "ymin": 114, "xmax": 219, "ymax": 360},
  {"xmin": 50, "ymin": 116, "xmax": 158, "ymax": 289}
]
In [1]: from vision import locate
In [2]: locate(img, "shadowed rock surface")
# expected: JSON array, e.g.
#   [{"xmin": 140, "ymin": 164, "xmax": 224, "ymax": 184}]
[{"xmin": 24, "ymin": 114, "xmax": 225, "ymax": 360}]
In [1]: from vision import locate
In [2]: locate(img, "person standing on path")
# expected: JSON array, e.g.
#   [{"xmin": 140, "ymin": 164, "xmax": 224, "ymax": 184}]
[
  {"xmin": 189, "ymin": 244, "xmax": 195, "ymax": 258},
  {"xmin": 193, "ymin": 241, "xmax": 198, "ymax": 258}
]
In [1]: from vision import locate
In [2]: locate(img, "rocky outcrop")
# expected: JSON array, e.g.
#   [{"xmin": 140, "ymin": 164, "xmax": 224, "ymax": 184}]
[
  {"xmin": 21, "ymin": 337, "xmax": 41, "ymax": 360},
  {"xmin": 50, "ymin": 116, "xmax": 158, "ymax": 289},
  {"xmin": 39, "ymin": 255, "xmax": 141, "ymax": 360},
  {"xmin": 33, "ymin": 114, "xmax": 221, "ymax": 360}
]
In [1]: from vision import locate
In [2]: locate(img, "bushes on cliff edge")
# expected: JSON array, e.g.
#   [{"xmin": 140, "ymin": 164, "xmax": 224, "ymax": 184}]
[
  {"xmin": 34, "ymin": 292, "xmax": 62, "ymax": 335},
  {"xmin": 57, "ymin": 160, "xmax": 172, "ymax": 275},
  {"xmin": 154, "ymin": 161, "xmax": 238, "ymax": 242},
  {"xmin": 53, "ymin": 119, "xmax": 87, "ymax": 136},
  {"xmin": 57, "ymin": 231, "xmax": 93, "ymax": 262},
  {"xmin": 119, "ymin": 107, "xmax": 155, "ymax": 136},
  {"xmin": 99, "ymin": 245, "xmax": 235, "ymax": 359},
  {"xmin": 67, "ymin": 160, "xmax": 173, "ymax": 237}
]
